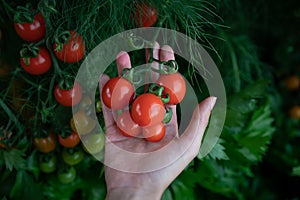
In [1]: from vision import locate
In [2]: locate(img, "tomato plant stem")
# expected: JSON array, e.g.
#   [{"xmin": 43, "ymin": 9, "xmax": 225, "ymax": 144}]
[{"xmin": 0, "ymin": 98, "xmax": 24, "ymax": 135}]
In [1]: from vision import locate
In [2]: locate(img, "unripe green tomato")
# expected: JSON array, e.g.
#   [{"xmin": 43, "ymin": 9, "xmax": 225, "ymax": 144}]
[
  {"xmin": 82, "ymin": 133, "xmax": 105, "ymax": 154},
  {"xmin": 57, "ymin": 166, "xmax": 76, "ymax": 184},
  {"xmin": 62, "ymin": 148, "xmax": 84, "ymax": 166},
  {"xmin": 39, "ymin": 154, "xmax": 57, "ymax": 173}
]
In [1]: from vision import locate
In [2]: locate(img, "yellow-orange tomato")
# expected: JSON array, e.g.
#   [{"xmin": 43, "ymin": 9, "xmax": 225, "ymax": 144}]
[
  {"xmin": 71, "ymin": 110, "xmax": 96, "ymax": 135},
  {"xmin": 33, "ymin": 132, "xmax": 56, "ymax": 153},
  {"xmin": 289, "ymin": 106, "xmax": 300, "ymax": 119},
  {"xmin": 285, "ymin": 75, "xmax": 300, "ymax": 90}
]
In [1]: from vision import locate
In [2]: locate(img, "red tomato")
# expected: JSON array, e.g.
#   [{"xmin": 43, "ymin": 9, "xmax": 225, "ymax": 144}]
[
  {"xmin": 101, "ymin": 77, "xmax": 134, "ymax": 110},
  {"xmin": 157, "ymin": 72, "xmax": 186, "ymax": 105},
  {"xmin": 58, "ymin": 132, "xmax": 80, "ymax": 148},
  {"xmin": 20, "ymin": 46, "xmax": 52, "ymax": 75},
  {"xmin": 33, "ymin": 132, "xmax": 56, "ymax": 153},
  {"xmin": 134, "ymin": 2, "xmax": 157, "ymax": 27},
  {"xmin": 131, "ymin": 93, "xmax": 165, "ymax": 127},
  {"xmin": 143, "ymin": 122, "xmax": 165, "ymax": 142},
  {"xmin": 117, "ymin": 110, "xmax": 141, "ymax": 137},
  {"xmin": 54, "ymin": 81, "xmax": 82, "ymax": 106},
  {"xmin": 14, "ymin": 12, "xmax": 46, "ymax": 42},
  {"xmin": 53, "ymin": 30, "xmax": 85, "ymax": 63}
]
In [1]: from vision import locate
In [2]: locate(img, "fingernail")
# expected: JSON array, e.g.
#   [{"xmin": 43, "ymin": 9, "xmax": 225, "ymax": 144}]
[{"xmin": 209, "ymin": 97, "xmax": 217, "ymax": 110}]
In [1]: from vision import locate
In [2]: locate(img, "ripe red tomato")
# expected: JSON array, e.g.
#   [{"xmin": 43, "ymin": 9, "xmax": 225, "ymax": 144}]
[
  {"xmin": 117, "ymin": 110, "xmax": 141, "ymax": 137},
  {"xmin": 14, "ymin": 12, "xmax": 46, "ymax": 42},
  {"xmin": 131, "ymin": 93, "xmax": 166, "ymax": 127},
  {"xmin": 143, "ymin": 122, "xmax": 165, "ymax": 142},
  {"xmin": 53, "ymin": 30, "xmax": 85, "ymax": 63},
  {"xmin": 101, "ymin": 77, "xmax": 135, "ymax": 110},
  {"xmin": 134, "ymin": 2, "xmax": 157, "ymax": 27},
  {"xmin": 33, "ymin": 133, "xmax": 56, "ymax": 153},
  {"xmin": 20, "ymin": 46, "xmax": 52, "ymax": 75},
  {"xmin": 156, "ymin": 72, "xmax": 186, "ymax": 105},
  {"xmin": 58, "ymin": 132, "xmax": 80, "ymax": 148},
  {"xmin": 54, "ymin": 81, "xmax": 82, "ymax": 106}
]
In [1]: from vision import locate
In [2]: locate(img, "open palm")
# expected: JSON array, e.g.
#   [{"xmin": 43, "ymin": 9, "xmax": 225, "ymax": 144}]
[{"xmin": 99, "ymin": 44, "xmax": 216, "ymax": 200}]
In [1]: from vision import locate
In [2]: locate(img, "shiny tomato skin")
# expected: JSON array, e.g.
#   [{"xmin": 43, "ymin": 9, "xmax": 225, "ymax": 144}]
[
  {"xmin": 58, "ymin": 132, "xmax": 80, "ymax": 148},
  {"xmin": 157, "ymin": 72, "xmax": 186, "ymax": 105},
  {"xmin": 54, "ymin": 81, "xmax": 82, "ymax": 106},
  {"xmin": 39, "ymin": 154, "xmax": 57, "ymax": 173},
  {"xmin": 117, "ymin": 110, "xmax": 141, "ymax": 137},
  {"xmin": 143, "ymin": 122, "xmax": 165, "ymax": 142},
  {"xmin": 82, "ymin": 133, "xmax": 105, "ymax": 154},
  {"xmin": 33, "ymin": 133, "xmax": 56, "ymax": 153},
  {"xmin": 62, "ymin": 148, "xmax": 84, "ymax": 166},
  {"xmin": 134, "ymin": 2, "xmax": 157, "ymax": 27},
  {"xmin": 53, "ymin": 30, "xmax": 85, "ymax": 63},
  {"xmin": 57, "ymin": 166, "xmax": 76, "ymax": 184},
  {"xmin": 101, "ymin": 77, "xmax": 134, "ymax": 110},
  {"xmin": 14, "ymin": 12, "xmax": 46, "ymax": 42},
  {"xmin": 71, "ymin": 110, "xmax": 96, "ymax": 135},
  {"xmin": 20, "ymin": 46, "xmax": 52, "ymax": 75},
  {"xmin": 131, "ymin": 93, "xmax": 166, "ymax": 127}
]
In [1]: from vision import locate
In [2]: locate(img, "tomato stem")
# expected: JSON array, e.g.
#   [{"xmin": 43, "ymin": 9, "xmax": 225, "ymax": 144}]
[{"xmin": 162, "ymin": 108, "xmax": 173, "ymax": 124}]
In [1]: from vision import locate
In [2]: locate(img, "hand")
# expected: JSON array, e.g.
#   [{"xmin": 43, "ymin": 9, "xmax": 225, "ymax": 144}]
[{"xmin": 99, "ymin": 43, "xmax": 217, "ymax": 200}]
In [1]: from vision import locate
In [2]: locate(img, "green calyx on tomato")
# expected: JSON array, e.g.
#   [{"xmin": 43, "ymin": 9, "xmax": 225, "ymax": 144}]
[
  {"xmin": 54, "ymin": 78, "xmax": 83, "ymax": 107},
  {"xmin": 33, "ymin": 132, "xmax": 57, "ymax": 153},
  {"xmin": 57, "ymin": 166, "xmax": 76, "ymax": 184},
  {"xmin": 53, "ymin": 30, "xmax": 85, "ymax": 63},
  {"xmin": 14, "ymin": 5, "xmax": 46, "ymax": 42},
  {"xmin": 14, "ymin": 4, "xmax": 38, "ymax": 23},
  {"xmin": 39, "ymin": 153, "xmax": 57, "ymax": 173},
  {"xmin": 62, "ymin": 147, "xmax": 84, "ymax": 166},
  {"xmin": 156, "ymin": 72, "xmax": 186, "ymax": 105},
  {"xmin": 148, "ymin": 84, "xmax": 170, "ymax": 104},
  {"xmin": 20, "ymin": 45, "xmax": 52, "ymax": 75},
  {"xmin": 58, "ymin": 129, "xmax": 80, "ymax": 148}
]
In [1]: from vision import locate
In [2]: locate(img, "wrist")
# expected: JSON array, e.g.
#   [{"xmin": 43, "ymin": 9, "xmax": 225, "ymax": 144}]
[{"xmin": 106, "ymin": 187, "xmax": 163, "ymax": 200}]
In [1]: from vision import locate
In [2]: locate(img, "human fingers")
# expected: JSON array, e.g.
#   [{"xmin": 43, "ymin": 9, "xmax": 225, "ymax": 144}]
[
  {"xmin": 178, "ymin": 97, "xmax": 217, "ymax": 160},
  {"xmin": 99, "ymin": 74, "xmax": 115, "ymax": 128},
  {"xmin": 117, "ymin": 51, "xmax": 131, "ymax": 76},
  {"xmin": 159, "ymin": 45, "xmax": 178, "ymax": 134},
  {"xmin": 145, "ymin": 41, "xmax": 160, "ymax": 81}
]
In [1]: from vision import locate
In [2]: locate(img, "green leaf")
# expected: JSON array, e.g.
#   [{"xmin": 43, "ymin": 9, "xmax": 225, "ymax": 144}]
[
  {"xmin": 161, "ymin": 188, "xmax": 173, "ymax": 200},
  {"xmin": 171, "ymin": 179, "xmax": 195, "ymax": 200},
  {"xmin": 291, "ymin": 166, "xmax": 300, "ymax": 176},
  {"xmin": 2, "ymin": 149, "xmax": 26, "ymax": 171},
  {"xmin": 206, "ymin": 139, "xmax": 229, "ymax": 160},
  {"xmin": 26, "ymin": 150, "xmax": 40, "ymax": 179},
  {"xmin": 10, "ymin": 170, "xmax": 43, "ymax": 200}
]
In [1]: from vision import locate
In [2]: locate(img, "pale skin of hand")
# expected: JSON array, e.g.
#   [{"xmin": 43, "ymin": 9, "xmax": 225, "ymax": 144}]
[{"xmin": 99, "ymin": 43, "xmax": 217, "ymax": 200}]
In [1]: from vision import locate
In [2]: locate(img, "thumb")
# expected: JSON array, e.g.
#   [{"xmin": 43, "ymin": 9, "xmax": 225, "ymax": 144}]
[{"xmin": 178, "ymin": 96, "xmax": 217, "ymax": 159}]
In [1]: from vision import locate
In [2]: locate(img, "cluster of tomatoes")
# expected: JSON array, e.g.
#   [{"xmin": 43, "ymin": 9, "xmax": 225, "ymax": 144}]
[
  {"xmin": 285, "ymin": 74, "xmax": 300, "ymax": 119},
  {"xmin": 13, "ymin": 9, "xmax": 97, "ymax": 183},
  {"xmin": 101, "ymin": 65, "xmax": 186, "ymax": 142},
  {"xmin": 31, "ymin": 94, "xmax": 105, "ymax": 184}
]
